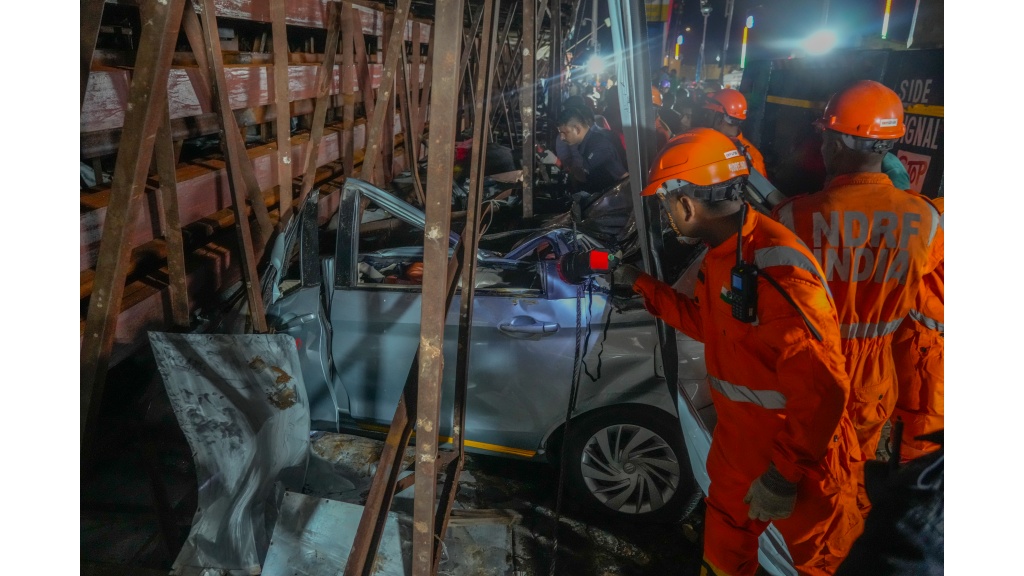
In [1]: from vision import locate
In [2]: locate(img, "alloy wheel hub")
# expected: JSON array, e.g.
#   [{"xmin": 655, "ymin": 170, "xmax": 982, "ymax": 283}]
[{"xmin": 579, "ymin": 423, "xmax": 681, "ymax": 514}]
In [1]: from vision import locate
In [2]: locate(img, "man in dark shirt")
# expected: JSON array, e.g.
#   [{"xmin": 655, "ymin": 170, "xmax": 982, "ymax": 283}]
[
  {"xmin": 659, "ymin": 90, "xmax": 685, "ymax": 136},
  {"xmin": 556, "ymin": 106, "xmax": 628, "ymax": 194}
]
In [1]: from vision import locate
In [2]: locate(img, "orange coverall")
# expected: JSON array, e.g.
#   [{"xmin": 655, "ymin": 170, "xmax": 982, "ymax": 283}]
[
  {"xmin": 633, "ymin": 208, "xmax": 863, "ymax": 576},
  {"xmin": 736, "ymin": 133, "xmax": 768, "ymax": 178},
  {"xmin": 890, "ymin": 196, "xmax": 944, "ymax": 461},
  {"xmin": 773, "ymin": 173, "xmax": 943, "ymax": 512}
]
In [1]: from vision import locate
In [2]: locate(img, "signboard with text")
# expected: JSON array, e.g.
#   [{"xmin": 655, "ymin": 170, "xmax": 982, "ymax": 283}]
[{"xmin": 883, "ymin": 50, "xmax": 944, "ymax": 198}]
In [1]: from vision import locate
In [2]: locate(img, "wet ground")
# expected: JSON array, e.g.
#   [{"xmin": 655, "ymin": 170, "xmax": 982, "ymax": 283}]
[{"xmin": 81, "ymin": 354, "xmax": 705, "ymax": 576}]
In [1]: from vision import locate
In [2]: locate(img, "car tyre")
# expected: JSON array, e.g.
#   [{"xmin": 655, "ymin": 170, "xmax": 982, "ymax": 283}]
[{"xmin": 564, "ymin": 404, "xmax": 696, "ymax": 524}]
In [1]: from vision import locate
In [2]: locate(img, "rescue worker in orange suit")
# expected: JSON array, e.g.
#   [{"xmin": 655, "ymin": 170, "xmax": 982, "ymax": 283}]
[
  {"xmin": 614, "ymin": 128, "xmax": 863, "ymax": 576},
  {"xmin": 696, "ymin": 88, "xmax": 768, "ymax": 178},
  {"xmin": 889, "ymin": 194, "xmax": 943, "ymax": 462},
  {"xmin": 771, "ymin": 80, "xmax": 943, "ymax": 515}
]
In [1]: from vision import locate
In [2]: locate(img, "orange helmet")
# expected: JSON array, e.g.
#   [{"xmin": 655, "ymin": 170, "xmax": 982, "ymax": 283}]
[
  {"xmin": 651, "ymin": 86, "xmax": 663, "ymax": 107},
  {"xmin": 404, "ymin": 262, "xmax": 424, "ymax": 282},
  {"xmin": 703, "ymin": 89, "xmax": 748, "ymax": 123},
  {"xmin": 816, "ymin": 80, "xmax": 905, "ymax": 140},
  {"xmin": 642, "ymin": 128, "xmax": 749, "ymax": 199}
]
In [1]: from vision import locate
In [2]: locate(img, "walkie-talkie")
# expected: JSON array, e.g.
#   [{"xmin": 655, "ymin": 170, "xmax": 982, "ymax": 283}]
[{"xmin": 726, "ymin": 204, "xmax": 758, "ymax": 322}]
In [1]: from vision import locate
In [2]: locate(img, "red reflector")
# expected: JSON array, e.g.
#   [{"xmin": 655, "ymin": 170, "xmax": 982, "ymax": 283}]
[
  {"xmin": 588, "ymin": 250, "xmax": 611, "ymax": 272},
  {"xmin": 295, "ymin": 337, "xmax": 303, "ymax": 349}
]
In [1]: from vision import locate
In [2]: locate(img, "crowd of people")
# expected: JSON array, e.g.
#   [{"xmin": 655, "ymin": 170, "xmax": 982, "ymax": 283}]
[{"xmin": 551, "ymin": 76, "xmax": 944, "ymax": 576}]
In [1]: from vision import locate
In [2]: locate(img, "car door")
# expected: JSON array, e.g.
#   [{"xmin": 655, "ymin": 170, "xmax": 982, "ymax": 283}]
[
  {"xmin": 327, "ymin": 180, "xmax": 597, "ymax": 457},
  {"xmin": 263, "ymin": 191, "xmax": 341, "ymax": 431}
]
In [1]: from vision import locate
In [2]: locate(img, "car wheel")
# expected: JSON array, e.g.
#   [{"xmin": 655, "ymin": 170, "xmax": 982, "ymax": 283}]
[{"xmin": 565, "ymin": 405, "xmax": 696, "ymax": 524}]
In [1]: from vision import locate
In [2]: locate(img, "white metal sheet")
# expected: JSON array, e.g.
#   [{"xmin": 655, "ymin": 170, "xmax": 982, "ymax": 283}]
[
  {"xmin": 149, "ymin": 332, "xmax": 312, "ymax": 576},
  {"xmin": 263, "ymin": 492, "xmax": 409, "ymax": 576}
]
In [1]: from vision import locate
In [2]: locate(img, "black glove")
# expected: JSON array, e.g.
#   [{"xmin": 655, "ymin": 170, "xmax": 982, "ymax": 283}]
[
  {"xmin": 612, "ymin": 264, "xmax": 643, "ymax": 290},
  {"xmin": 743, "ymin": 463, "xmax": 798, "ymax": 521}
]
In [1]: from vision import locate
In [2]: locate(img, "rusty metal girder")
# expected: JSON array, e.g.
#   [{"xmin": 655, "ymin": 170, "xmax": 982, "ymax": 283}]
[
  {"xmin": 81, "ymin": 0, "xmax": 105, "ymax": 108},
  {"xmin": 155, "ymin": 104, "xmax": 190, "ymax": 328},
  {"xmin": 269, "ymin": 0, "xmax": 294, "ymax": 227},
  {"xmin": 549, "ymin": 0, "xmax": 562, "ymax": 144},
  {"xmin": 81, "ymin": 0, "xmax": 187, "ymax": 453},
  {"xmin": 432, "ymin": 1, "xmax": 501, "ymax": 571},
  {"xmin": 358, "ymin": 0, "xmax": 409, "ymax": 181},
  {"xmin": 414, "ymin": 23, "xmax": 435, "ymax": 153},
  {"xmin": 412, "ymin": 1, "xmax": 464, "ymax": 574},
  {"xmin": 298, "ymin": 1, "xmax": 343, "ymax": 206},
  {"xmin": 184, "ymin": 2, "xmax": 274, "ymax": 244},
  {"xmin": 197, "ymin": 0, "xmax": 269, "ymax": 333},
  {"xmin": 340, "ymin": 2, "xmax": 358, "ymax": 178},
  {"xmin": 520, "ymin": 0, "xmax": 536, "ymax": 218}
]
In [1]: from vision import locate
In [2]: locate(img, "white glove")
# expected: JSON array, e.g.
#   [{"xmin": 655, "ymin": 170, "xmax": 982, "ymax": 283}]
[
  {"xmin": 539, "ymin": 149, "xmax": 559, "ymax": 166},
  {"xmin": 612, "ymin": 264, "xmax": 643, "ymax": 289},
  {"xmin": 743, "ymin": 463, "xmax": 798, "ymax": 521}
]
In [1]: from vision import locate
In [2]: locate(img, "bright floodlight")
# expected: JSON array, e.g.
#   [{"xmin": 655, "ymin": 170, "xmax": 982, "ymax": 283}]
[
  {"xmin": 586, "ymin": 54, "xmax": 605, "ymax": 75},
  {"xmin": 802, "ymin": 29, "xmax": 837, "ymax": 55}
]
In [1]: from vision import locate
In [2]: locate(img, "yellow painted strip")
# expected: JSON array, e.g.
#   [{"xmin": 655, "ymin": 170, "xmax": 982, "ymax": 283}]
[
  {"xmin": 904, "ymin": 103, "xmax": 944, "ymax": 118},
  {"xmin": 356, "ymin": 424, "xmax": 537, "ymax": 458},
  {"xmin": 766, "ymin": 95, "xmax": 944, "ymax": 118},
  {"xmin": 464, "ymin": 439, "xmax": 537, "ymax": 458},
  {"xmin": 766, "ymin": 95, "xmax": 824, "ymax": 109}
]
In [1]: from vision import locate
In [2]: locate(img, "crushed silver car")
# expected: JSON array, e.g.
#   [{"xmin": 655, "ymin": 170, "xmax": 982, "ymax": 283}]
[
  {"xmin": 260, "ymin": 178, "xmax": 797, "ymax": 572},
  {"xmin": 261, "ymin": 178, "xmax": 701, "ymax": 523}
]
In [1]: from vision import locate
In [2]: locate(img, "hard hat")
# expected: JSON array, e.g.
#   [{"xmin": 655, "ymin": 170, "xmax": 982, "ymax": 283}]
[
  {"xmin": 703, "ymin": 89, "xmax": 748, "ymax": 121},
  {"xmin": 652, "ymin": 86, "xmax": 663, "ymax": 107},
  {"xmin": 642, "ymin": 128, "xmax": 749, "ymax": 199},
  {"xmin": 404, "ymin": 262, "xmax": 424, "ymax": 282},
  {"xmin": 816, "ymin": 80, "xmax": 905, "ymax": 140}
]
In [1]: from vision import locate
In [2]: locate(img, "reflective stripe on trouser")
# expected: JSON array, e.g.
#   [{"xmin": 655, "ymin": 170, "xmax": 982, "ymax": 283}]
[
  {"xmin": 840, "ymin": 319, "xmax": 903, "ymax": 339},
  {"xmin": 891, "ymin": 325, "xmax": 944, "ymax": 462},
  {"xmin": 703, "ymin": 452, "xmax": 863, "ymax": 576}
]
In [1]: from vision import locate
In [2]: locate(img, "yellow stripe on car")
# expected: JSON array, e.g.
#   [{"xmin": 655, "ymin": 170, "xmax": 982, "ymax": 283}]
[{"xmin": 356, "ymin": 423, "xmax": 537, "ymax": 458}]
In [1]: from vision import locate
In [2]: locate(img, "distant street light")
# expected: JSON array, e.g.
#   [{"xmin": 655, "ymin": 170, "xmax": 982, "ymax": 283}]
[
  {"xmin": 881, "ymin": 0, "xmax": 893, "ymax": 39},
  {"xmin": 697, "ymin": 1, "xmax": 712, "ymax": 81},
  {"xmin": 740, "ymin": 16, "xmax": 754, "ymax": 69}
]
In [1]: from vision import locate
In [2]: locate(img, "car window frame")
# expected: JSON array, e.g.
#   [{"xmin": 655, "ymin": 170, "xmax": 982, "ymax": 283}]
[{"xmin": 333, "ymin": 178, "xmax": 546, "ymax": 298}]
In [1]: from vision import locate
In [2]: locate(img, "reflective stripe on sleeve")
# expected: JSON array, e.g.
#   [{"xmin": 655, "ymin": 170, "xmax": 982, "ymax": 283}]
[
  {"xmin": 709, "ymin": 375, "xmax": 787, "ymax": 409},
  {"xmin": 925, "ymin": 202, "xmax": 941, "ymax": 246},
  {"xmin": 910, "ymin": 309, "xmax": 944, "ymax": 333},
  {"xmin": 840, "ymin": 318, "xmax": 904, "ymax": 339},
  {"xmin": 754, "ymin": 245, "xmax": 833, "ymax": 299}
]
